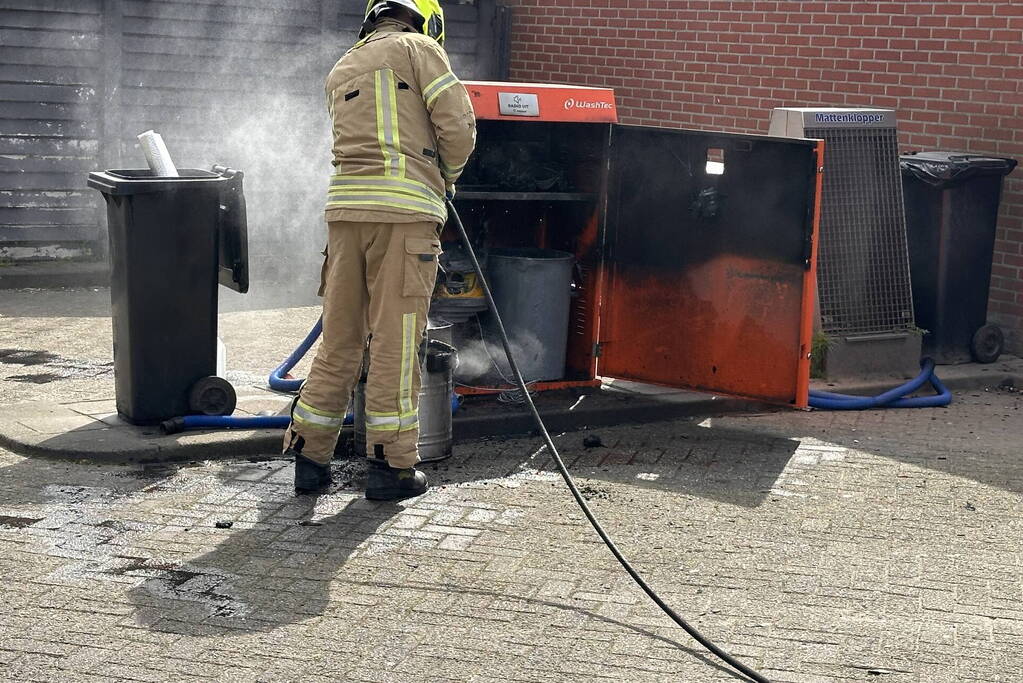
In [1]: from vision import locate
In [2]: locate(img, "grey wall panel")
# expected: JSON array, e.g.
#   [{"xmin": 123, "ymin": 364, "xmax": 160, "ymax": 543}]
[
  {"xmin": 0, "ymin": 1, "xmax": 102, "ymax": 12},
  {"xmin": 0, "ymin": 1, "xmax": 102, "ymax": 260},
  {"xmin": 0, "ymin": 0, "xmax": 504, "ymax": 265}
]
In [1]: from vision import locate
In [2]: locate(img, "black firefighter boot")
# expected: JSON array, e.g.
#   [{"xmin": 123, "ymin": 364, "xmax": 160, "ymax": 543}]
[
  {"xmin": 294, "ymin": 454, "xmax": 331, "ymax": 494},
  {"xmin": 287, "ymin": 435, "xmax": 330, "ymax": 494},
  {"xmin": 365, "ymin": 457, "xmax": 429, "ymax": 501}
]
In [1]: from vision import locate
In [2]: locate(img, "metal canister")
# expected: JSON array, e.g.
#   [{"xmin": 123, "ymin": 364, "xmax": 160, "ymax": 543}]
[
  {"xmin": 486, "ymin": 247, "xmax": 574, "ymax": 382},
  {"xmin": 354, "ymin": 339, "xmax": 456, "ymax": 462}
]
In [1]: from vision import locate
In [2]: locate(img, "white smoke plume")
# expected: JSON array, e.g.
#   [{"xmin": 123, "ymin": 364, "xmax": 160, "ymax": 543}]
[
  {"xmin": 177, "ymin": 15, "xmax": 474, "ymax": 312},
  {"xmin": 208, "ymin": 88, "xmax": 333, "ymax": 312},
  {"xmin": 455, "ymin": 325, "xmax": 549, "ymax": 386}
]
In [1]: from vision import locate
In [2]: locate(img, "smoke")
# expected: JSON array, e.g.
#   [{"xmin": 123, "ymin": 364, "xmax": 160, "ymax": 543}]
[
  {"xmin": 455, "ymin": 335, "xmax": 505, "ymax": 383},
  {"xmin": 207, "ymin": 86, "xmax": 334, "ymax": 312},
  {"xmin": 195, "ymin": 33, "xmax": 343, "ymax": 312},
  {"xmin": 454, "ymin": 322, "xmax": 548, "ymax": 386},
  {"xmin": 110, "ymin": 8, "xmax": 359, "ymax": 311},
  {"xmin": 113, "ymin": 6, "xmax": 473, "ymax": 315}
]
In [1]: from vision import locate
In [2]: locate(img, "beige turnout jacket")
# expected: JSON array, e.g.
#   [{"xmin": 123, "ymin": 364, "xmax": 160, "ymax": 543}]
[{"xmin": 324, "ymin": 20, "xmax": 477, "ymax": 225}]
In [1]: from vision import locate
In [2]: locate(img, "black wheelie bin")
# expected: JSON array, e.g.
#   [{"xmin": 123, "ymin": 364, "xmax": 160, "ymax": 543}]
[
  {"xmin": 900, "ymin": 152, "xmax": 1017, "ymax": 363},
  {"xmin": 87, "ymin": 165, "xmax": 249, "ymax": 424}
]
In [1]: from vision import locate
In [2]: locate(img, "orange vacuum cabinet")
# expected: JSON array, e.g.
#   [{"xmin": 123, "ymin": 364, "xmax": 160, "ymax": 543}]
[{"xmin": 448, "ymin": 81, "xmax": 823, "ymax": 409}]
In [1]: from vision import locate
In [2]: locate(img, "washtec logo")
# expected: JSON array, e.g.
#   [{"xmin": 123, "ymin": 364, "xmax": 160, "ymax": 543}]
[
  {"xmin": 814, "ymin": 112, "xmax": 886, "ymax": 124},
  {"xmin": 564, "ymin": 98, "xmax": 613, "ymax": 110}
]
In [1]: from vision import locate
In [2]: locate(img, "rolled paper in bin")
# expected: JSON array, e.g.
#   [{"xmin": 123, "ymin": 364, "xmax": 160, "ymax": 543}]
[{"xmin": 137, "ymin": 130, "xmax": 179, "ymax": 177}]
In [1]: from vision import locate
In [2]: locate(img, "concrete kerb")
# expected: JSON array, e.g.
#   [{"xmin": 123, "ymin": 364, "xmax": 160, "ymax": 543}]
[
  {"xmin": 0, "ymin": 426, "xmax": 281, "ymax": 466},
  {"xmin": 811, "ymin": 355, "xmax": 1022, "ymax": 397},
  {"xmin": 3, "ymin": 358, "xmax": 1017, "ymax": 465},
  {"xmin": 0, "ymin": 389, "xmax": 764, "ymax": 465}
]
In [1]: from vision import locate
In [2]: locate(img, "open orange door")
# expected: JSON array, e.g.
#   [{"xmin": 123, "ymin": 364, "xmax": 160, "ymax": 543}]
[{"xmin": 598, "ymin": 126, "xmax": 822, "ymax": 407}]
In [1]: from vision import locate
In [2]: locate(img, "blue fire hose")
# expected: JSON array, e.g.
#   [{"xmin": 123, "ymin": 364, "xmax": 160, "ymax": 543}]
[
  {"xmin": 162, "ymin": 392, "xmax": 461, "ymax": 434},
  {"xmin": 268, "ymin": 316, "xmax": 323, "ymax": 392},
  {"xmin": 162, "ymin": 317, "xmax": 326, "ymax": 434},
  {"xmin": 162, "ymin": 316, "xmax": 460, "ymax": 434},
  {"xmin": 808, "ymin": 358, "xmax": 952, "ymax": 410},
  {"xmin": 162, "ymin": 414, "xmax": 291, "ymax": 433}
]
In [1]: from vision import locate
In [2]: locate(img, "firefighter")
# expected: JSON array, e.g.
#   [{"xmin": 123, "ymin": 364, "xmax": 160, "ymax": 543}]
[{"xmin": 284, "ymin": 0, "xmax": 476, "ymax": 500}]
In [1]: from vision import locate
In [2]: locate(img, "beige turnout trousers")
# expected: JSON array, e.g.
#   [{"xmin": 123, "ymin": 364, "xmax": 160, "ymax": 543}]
[{"xmin": 283, "ymin": 219, "xmax": 440, "ymax": 467}]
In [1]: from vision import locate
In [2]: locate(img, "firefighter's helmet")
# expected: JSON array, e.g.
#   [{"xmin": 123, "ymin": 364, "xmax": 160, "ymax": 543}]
[{"xmin": 361, "ymin": 0, "xmax": 445, "ymax": 45}]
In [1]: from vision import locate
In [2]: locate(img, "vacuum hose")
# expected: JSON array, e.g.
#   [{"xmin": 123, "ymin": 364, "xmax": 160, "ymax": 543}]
[
  {"xmin": 808, "ymin": 358, "xmax": 951, "ymax": 410},
  {"xmin": 445, "ymin": 199, "xmax": 771, "ymax": 683},
  {"xmin": 161, "ymin": 317, "xmax": 339, "ymax": 435},
  {"xmin": 162, "ymin": 415, "xmax": 290, "ymax": 433},
  {"xmin": 162, "ymin": 318, "xmax": 461, "ymax": 435},
  {"xmin": 268, "ymin": 316, "xmax": 324, "ymax": 392},
  {"xmin": 161, "ymin": 393, "xmax": 461, "ymax": 436}
]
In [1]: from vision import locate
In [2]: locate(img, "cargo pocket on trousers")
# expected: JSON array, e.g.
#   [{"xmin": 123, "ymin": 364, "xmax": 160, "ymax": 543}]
[
  {"xmin": 317, "ymin": 246, "xmax": 329, "ymax": 297},
  {"xmin": 403, "ymin": 236, "xmax": 441, "ymax": 297}
]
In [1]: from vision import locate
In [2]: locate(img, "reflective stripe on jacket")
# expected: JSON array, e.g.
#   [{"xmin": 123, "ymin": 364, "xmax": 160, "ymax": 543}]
[{"xmin": 324, "ymin": 21, "xmax": 477, "ymax": 224}]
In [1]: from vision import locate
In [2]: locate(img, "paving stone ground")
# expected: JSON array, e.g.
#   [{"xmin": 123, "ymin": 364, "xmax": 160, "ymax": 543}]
[
  {"xmin": 4, "ymin": 288, "xmax": 1023, "ymax": 681},
  {"xmin": 0, "ymin": 384, "xmax": 1021, "ymax": 682}
]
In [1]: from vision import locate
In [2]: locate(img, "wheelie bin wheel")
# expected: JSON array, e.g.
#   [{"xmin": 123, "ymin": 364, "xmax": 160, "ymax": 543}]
[
  {"xmin": 188, "ymin": 376, "xmax": 237, "ymax": 416},
  {"xmin": 970, "ymin": 324, "xmax": 1004, "ymax": 364}
]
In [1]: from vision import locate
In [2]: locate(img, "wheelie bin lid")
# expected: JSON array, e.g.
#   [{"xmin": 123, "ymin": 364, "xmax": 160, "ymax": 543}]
[
  {"xmin": 87, "ymin": 168, "xmax": 228, "ymax": 195},
  {"xmin": 900, "ymin": 151, "xmax": 1017, "ymax": 187},
  {"xmin": 88, "ymin": 165, "xmax": 250, "ymax": 294}
]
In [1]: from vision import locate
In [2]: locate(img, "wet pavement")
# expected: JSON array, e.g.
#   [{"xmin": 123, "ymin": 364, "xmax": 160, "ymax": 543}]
[
  {"xmin": 0, "ymin": 288, "xmax": 776, "ymax": 463},
  {"xmin": 0, "ymin": 386, "xmax": 1021, "ymax": 681},
  {"xmin": 0, "ymin": 288, "xmax": 322, "ymax": 407},
  {"xmin": 2, "ymin": 287, "xmax": 1023, "ymax": 681}
]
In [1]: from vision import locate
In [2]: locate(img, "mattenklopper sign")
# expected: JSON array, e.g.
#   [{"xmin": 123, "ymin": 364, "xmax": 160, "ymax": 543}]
[{"xmin": 813, "ymin": 111, "xmax": 889, "ymax": 125}]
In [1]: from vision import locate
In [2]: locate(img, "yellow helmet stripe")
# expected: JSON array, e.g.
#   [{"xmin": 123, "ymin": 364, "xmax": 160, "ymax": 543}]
[{"xmin": 362, "ymin": 0, "xmax": 444, "ymax": 44}]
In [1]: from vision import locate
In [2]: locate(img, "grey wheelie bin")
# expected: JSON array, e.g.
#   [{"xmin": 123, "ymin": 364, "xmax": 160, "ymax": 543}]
[
  {"xmin": 87, "ymin": 165, "xmax": 249, "ymax": 424},
  {"xmin": 900, "ymin": 152, "xmax": 1017, "ymax": 363}
]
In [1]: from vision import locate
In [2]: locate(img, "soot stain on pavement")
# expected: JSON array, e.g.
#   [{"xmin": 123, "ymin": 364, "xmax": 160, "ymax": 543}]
[
  {"xmin": 0, "ymin": 514, "xmax": 43, "ymax": 528},
  {"xmin": 10, "ymin": 479, "xmax": 254, "ymax": 622},
  {"xmin": 0, "ymin": 348, "xmax": 113, "ymax": 383},
  {"xmin": 127, "ymin": 495, "xmax": 400, "ymax": 631},
  {"xmin": 577, "ymin": 483, "xmax": 612, "ymax": 501},
  {"xmin": 0, "ymin": 349, "xmax": 59, "ymax": 366},
  {"xmin": 8, "ymin": 373, "xmax": 63, "ymax": 384},
  {"xmin": 8, "ymin": 456, "xmax": 522, "ymax": 635},
  {"xmin": 331, "ymin": 457, "xmax": 370, "ymax": 489}
]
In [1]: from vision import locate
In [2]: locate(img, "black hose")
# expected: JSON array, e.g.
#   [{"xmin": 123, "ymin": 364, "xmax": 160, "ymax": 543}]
[{"xmin": 446, "ymin": 199, "xmax": 770, "ymax": 683}]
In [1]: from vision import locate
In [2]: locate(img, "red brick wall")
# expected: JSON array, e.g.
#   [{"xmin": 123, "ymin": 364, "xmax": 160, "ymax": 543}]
[{"xmin": 504, "ymin": 0, "xmax": 1023, "ymax": 355}]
